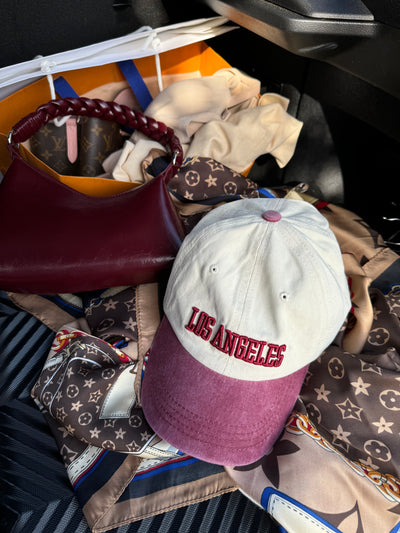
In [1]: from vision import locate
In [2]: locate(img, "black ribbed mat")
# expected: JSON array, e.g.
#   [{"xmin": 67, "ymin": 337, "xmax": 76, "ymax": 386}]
[
  {"xmin": 0, "ymin": 293, "xmax": 54, "ymax": 403},
  {"xmin": 0, "ymin": 292, "xmax": 278, "ymax": 533}
]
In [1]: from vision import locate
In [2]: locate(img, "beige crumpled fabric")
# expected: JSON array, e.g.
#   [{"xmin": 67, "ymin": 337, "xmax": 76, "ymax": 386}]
[
  {"xmin": 106, "ymin": 138, "xmax": 165, "ymax": 182},
  {"xmin": 143, "ymin": 76, "xmax": 231, "ymax": 144},
  {"xmin": 212, "ymin": 67, "xmax": 261, "ymax": 109},
  {"xmin": 107, "ymin": 68, "xmax": 302, "ymax": 182},
  {"xmin": 341, "ymin": 253, "xmax": 374, "ymax": 354},
  {"xmin": 186, "ymin": 93, "xmax": 303, "ymax": 172},
  {"xmin": 143, "ymin": 67, "xmax": 261, "ymax": 143}
]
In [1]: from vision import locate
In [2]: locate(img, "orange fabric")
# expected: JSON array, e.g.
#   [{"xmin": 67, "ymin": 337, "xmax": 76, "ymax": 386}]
[
  {"xmin": 18, "ymin": 143, "xmax": 138, "ymax": 196},
  {"xmin": 58, "ymin": 176, "xmax": 138, "ymax": 196}
]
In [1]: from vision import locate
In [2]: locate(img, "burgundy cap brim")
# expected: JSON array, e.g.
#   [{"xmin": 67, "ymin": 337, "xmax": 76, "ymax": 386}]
[{"xmin": 141, "ymin": 317, "xmax": 308, "ymax": 466}]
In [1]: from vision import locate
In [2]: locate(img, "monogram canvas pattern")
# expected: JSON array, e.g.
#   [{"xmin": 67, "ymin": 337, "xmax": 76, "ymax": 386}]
[
  {"xmin": 31, "ymin": 328, "xmax": 156, "ymax": 453},
  {"xmin": 79, "ymin": 116, "xmax": 126, "ymax": 176},
  {"xmin": 302, "ymin": 288, "xmax": 400, "ymax": 477},
  {"xmin": 31, "ymin": 121, "xmax": 80, "ymax": 175},
  {"xmin": 168, "ymin": 156, "xmax": 259, "ymax": 202},
  {"xmin": 84, "ymin": 286, "xmax": 139, "ymax": 349},
  {"xmin": 30, "ymin": 116, "xmax": 125, "ymax": 176},
  {"xmin": 29, "ymin": 283, "xmax": 236, "ymax": 532}
]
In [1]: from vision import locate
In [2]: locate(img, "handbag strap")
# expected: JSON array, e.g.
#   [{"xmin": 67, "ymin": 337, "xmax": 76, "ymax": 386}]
[{"xmin": 8, "ymin": 97, "xmax": 183, "ymax": 181}]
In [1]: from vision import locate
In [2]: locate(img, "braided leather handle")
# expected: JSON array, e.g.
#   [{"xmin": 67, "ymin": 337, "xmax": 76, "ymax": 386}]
[{"xmin": 9, "ymin": 97, "xmax": 183, "ymax": 170}]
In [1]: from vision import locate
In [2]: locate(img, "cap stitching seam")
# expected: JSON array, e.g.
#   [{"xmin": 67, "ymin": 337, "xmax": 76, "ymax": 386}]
[
  {"xmin": 149, "ymin": 381, "xmax": 279, "ymax": 433},
  {"xmin": 148, "ymin": 390, "xmax": 270, "ymax": 449},
  {"xmin": 280, "ymin": 220, "xmax": 334, "ymax": 341},
  {"xmin": 236, "ymin": 222, "xmax": 268, "ymax": 329},
  {"xmin": 178, "ymin": 213, "xmax": 258, "ymax": 265}
]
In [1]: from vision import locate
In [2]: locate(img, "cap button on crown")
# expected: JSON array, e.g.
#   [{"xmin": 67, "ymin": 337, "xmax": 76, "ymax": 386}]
[{"xmin": 262, "ymin": 210, "xmax": 281, "ymax": 222}]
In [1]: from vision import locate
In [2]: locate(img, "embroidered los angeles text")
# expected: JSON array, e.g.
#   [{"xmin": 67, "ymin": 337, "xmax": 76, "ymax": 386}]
[{"xmin": 185, "ymin": 307, "xmax": 285, "ymax": 367}]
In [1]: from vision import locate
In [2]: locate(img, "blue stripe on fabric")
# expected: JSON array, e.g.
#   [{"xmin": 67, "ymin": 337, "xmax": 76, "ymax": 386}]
[
  {"xmin": 40, "ymin": 295, "xmax": 84, "ymax": 318},
  {"xmin": 53, "ymin": 77, "xmax": 80, "ymax": 98},
  {"xmin": 74, "ymin": 449, "xmax": 126, "ymax": 507},
  {"xmin": 118, "ymin": 60, "xmax": 152, "ymax": 110},
  {"xmin": 119, "ymin": 456, "xmax": 225, "ymax": 501},
  {"xmin": 258, "ymin": 187, "xmax": 276, "ymax": 198},
  {"xmin": 73, "ymin": 450, "xmax": 109, "ymax": 490},
  {"xmin": 134, "ymin": 456, "xmax": 199, "ymax": 481}
]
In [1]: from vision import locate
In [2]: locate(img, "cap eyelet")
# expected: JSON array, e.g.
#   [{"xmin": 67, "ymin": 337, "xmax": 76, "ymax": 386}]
[{"xmin": 280, "ymin": 292, "xmax": 289, "ymax": 301}]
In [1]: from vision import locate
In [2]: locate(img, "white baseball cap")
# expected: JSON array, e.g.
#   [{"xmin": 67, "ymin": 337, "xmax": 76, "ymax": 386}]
[{"xmin": 141, "ymin": 198, "xmax": 351, "ymax": 466}]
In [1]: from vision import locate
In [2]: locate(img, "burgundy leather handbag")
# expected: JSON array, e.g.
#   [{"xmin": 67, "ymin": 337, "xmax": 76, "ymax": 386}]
[{"xmin": 0, "ymin": 97, "xmax": 185, "ymax": 294}]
